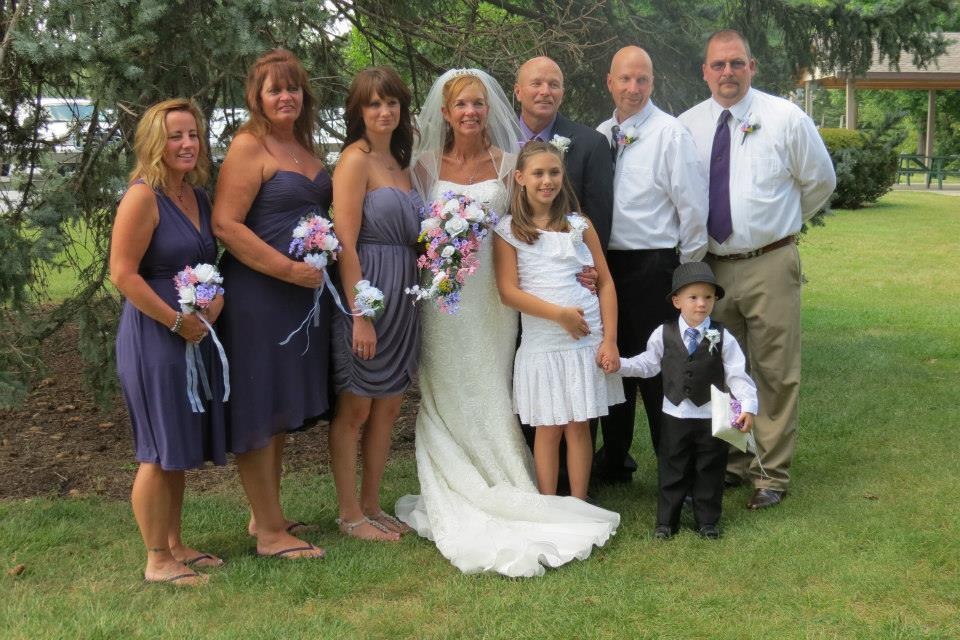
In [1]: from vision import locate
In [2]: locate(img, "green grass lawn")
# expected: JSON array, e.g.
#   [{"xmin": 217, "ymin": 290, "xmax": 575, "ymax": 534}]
[{"xmin": 2, "ymin": 191, "xmax": 958, "ymax": 639}]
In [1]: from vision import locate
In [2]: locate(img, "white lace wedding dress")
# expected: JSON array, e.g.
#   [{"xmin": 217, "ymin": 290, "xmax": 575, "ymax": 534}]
[{"xmin": 395, "ymin": 179, "xmax": 620, "ymax": 578}]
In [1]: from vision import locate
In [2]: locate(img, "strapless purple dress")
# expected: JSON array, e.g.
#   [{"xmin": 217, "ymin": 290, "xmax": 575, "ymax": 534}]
[
  {"xmin": 115, "ymin": 185, "xmax": 227, "ymax": 470},
  {"xmin": 218, "ymin": 170, "xmax": 333, "ymax": 454},
  {"xmin": 332, "ymin": 187, "xmax": 423, "ymax": 396}
]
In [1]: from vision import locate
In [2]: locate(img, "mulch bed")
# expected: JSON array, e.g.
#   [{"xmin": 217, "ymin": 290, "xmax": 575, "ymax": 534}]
[{"xmin": 0, "ymin": 324, "xmax": 418, "ymax": 500}]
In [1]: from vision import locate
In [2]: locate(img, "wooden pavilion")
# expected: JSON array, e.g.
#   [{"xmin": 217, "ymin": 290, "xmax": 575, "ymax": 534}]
[{"xmin": 801, "ymin": 32, "xmax": 960, "ymax": 158}]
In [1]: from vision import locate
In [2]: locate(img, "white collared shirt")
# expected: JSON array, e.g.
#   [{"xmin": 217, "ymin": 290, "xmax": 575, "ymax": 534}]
[
  {"xmin": 597, "ymin": 101, "xmax": 708, "ymax": 261},
  {"xmin": 678, "ymin": 88, "xmax": 836, "ymax": 255},
  {"xmin": 618, "ymin": 316, "xmax": 759, "ymax": 420}
]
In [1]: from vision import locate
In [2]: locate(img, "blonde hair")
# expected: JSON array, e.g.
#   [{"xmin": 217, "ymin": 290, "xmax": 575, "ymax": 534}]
[
  {"xmin": 238, "ymin": 48, "xmax": 316, "ymax": 153},
  {"xmin": 441, "ymin": 73, "xmax": 490, "ymax": 152},
  {"xmin": 130, "ymin": 98, "xmax": 209, "ymax": 189},
  {"xmin": 508, "ymin": 141, "xmax": 581, "ymax": 244}
]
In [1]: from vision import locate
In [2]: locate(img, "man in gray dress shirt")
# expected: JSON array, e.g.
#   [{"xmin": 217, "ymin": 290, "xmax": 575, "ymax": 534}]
[
  {"xmin": 678, "ymin": 30, "xmax": 835, "ymax": 510},
  {"xmin": 594, "ymin": 46, "xmax": 708, "ymax": 484}
]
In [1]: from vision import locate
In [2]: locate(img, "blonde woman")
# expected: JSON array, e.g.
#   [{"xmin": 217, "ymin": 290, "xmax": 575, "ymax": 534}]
[{"xmin": 110, "ymin": 98, "xmax": 226, "ymax": 586}]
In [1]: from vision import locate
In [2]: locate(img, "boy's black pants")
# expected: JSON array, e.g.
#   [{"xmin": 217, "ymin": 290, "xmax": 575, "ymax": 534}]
[{"xmin": 658, "ymin": 414, "xmax": 728, "ymax": 529}]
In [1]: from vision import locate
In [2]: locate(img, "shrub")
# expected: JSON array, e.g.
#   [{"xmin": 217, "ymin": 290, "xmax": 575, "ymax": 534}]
[{"xmin": 819, "ymin": 113, "xmax": 903, "ymax": 209}]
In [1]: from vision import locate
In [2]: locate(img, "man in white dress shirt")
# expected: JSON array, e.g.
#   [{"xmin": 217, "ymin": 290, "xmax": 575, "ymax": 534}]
[
  {"xmin": 678, "ymin": 30, "xmax": 835, "ymax": 510},
  {"xmin": 594, "ymin": 45, "xmax": 708, "ymax": 484}
]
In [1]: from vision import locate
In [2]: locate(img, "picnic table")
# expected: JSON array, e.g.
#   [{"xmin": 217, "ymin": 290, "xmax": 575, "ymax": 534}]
[{"xmin": 897, "ymin": 154, "xmax": 960, "ymax": 189}]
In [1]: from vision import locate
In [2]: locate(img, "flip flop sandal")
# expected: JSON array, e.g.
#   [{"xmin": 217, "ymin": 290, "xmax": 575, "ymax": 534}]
[
  {"xmin": 285, "ymin": 521, "xmax": 317, "ymax": 535},
  {"xmin": 144, "ymin": 571, "xmax": 203, "ymax": 585},
  {"xmin": 257, "ymin": 544, "xmax": 325, "ymax": 560},
  {"xmin": 183, "ymin": 553, "xmax": 224, "ymax": 568}
]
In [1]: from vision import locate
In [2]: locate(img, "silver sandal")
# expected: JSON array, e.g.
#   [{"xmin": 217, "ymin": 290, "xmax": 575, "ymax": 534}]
[{"xmin": 335, "ymin": 516, "xmax": 399, "ymax": 540}]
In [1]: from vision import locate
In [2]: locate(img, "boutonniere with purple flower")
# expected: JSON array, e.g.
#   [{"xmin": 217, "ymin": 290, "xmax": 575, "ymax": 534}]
[
  {"xmin": 704, "ymin": 327, "xmax": 721, "ymax": 354},
  {"xmin": 549, "ymin": 134, "xmax": 572, "ymax": 154},
  {"xmin": 614, "ymin": 124, "xmax": 638, "ymax": 146},
  {"xmin": 739, "ymin": 113, "xmax": 760, "ymax": 145}
]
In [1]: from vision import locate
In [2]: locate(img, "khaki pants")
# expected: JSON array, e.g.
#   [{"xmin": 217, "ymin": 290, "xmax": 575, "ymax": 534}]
[{"xmin": 707, "ymin": 244, "xmax": 802, "ymax": 491}]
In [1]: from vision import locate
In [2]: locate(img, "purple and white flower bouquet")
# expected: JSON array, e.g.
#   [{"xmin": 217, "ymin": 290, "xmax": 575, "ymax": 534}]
[
  {"xmin": 173, "ymin": 263, "xmax": 229, "ymax": 412},
  {"xmin": 405, "ymin": 191, "xmax": 498, "ymax": 314}
]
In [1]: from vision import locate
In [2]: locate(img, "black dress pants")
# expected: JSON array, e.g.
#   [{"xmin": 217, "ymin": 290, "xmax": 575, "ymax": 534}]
[
  {"xmin": 594, "ymin": 248, "xmax": 678, "ymax": 480},
  {"xmin": 657, "ymin": 414, "xmax": 728, "ymax": 529}
]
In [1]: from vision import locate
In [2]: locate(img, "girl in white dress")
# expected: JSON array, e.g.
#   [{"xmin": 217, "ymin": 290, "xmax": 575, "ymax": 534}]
[{"xmin": 493, "ymin": 141, "xmax": 624, "ymax": 500}]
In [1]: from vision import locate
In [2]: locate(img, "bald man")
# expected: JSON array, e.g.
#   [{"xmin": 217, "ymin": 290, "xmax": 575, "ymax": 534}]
[
  {"xmin": 594, "ymin": 46, "xmax": 708, "ymax": 484},
  {"xmin": 515, "ymin": 56, "xmax": 614, "ymax": 248}
]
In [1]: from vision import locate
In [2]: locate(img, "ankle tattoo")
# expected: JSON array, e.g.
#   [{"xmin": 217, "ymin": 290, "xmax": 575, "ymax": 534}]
[{"xmin": 147, "ymin": 547, "xmax": 169, "ymax": 553}]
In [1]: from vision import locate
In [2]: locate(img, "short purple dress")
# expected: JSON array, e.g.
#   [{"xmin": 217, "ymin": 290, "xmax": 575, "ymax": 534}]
[
  {"xmin": 115, "ymin": 184, "xmax": 227, "ymax": 470},
  {"xmin": 218, "ymin": 170, "xmax": 333, "ymax": 454},
  {"xmin": 332, "ymin": 187, "xmax": 422, "ymax": 396}
]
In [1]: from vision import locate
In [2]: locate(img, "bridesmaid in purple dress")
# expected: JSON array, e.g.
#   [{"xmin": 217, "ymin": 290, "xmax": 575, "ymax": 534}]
[
  {"xmin": 213, "ymin": 49, "xmax": 327, "ymax": 560},
  {"xmin": 111, "ymin": 99, "xmax": 226, "ymax": 586},
  {"xmin": 329, "ymin": 67, "xmax": 422, "ymax": 541}
]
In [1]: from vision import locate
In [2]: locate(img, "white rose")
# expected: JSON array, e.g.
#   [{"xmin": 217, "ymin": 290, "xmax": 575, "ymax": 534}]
[
  {"xmin": 292, "ymin": 224, "xmax": 308, "ymax": 239},
  {"xmin": 304, "ymin": 253, "xmax": 327, "ymax": 270},
  {"xmin": 463, "ymin": 203, "xmax": 485, "ymax": 222},
  {"xmin": 192, "ymin": 263, "xmax": 218, "ymax": 284},
  {"xmin": 442, "ymin": 199, "xmax": 461, "ymax": 216},
  {"xmin": 420, "ymin": 217, "xmax": 441, "ymax": 233},
  {"xmin": 178, "ymin": 286, "xmax": 196, "ymax": 309},
  {"xmin": 319, "ymin": 235, "xmax": 339, "ymax": 251},
  {"xmin": 444, "ymin": 216, "xmax": 469, "ymax": 236},
  {"xmin": 440, "ymin": 245, "xmax": 456, "ymax": 259},
  {"xmin": 431, "ymin": 271, "xmax": 447, "ymax": 287}
]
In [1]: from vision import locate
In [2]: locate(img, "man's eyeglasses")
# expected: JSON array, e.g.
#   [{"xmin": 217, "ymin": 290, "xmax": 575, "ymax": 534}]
[{"xmin": 708, "ymin": 59, "xmax": 748, "ymax": 72}]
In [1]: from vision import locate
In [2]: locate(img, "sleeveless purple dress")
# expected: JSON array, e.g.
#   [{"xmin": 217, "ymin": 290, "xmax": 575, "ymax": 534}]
[
  {"xmin": 218, "ymin": 170, "xmax": 333, "ymax": 454},
  {"xmin": 115, "ymin": 185, "xmax": 227, "ymax": 470},
  {"xmin": 332, "ymin": 187, "xmax": 423, "ymax": 396}
]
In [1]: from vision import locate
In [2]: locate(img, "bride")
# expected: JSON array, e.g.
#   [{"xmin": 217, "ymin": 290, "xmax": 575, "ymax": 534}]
[{"xmin": 395, "ymin": 68, "xmax": 619, "ymax": 578}]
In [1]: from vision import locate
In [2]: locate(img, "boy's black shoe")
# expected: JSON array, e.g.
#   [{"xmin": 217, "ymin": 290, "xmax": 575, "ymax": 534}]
[
  {"xmin": 653, "ymin": 525, "xmax": 674, "ymax": 540},
  {"xmin": 697, "ymin": 524, "xmax": 720, "ymax": 539}
]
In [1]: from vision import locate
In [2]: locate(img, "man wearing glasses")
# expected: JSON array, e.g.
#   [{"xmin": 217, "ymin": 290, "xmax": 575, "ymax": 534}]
[{"xmin": 679, "ymin": 30, "xmax": 835, "ymax": 510}]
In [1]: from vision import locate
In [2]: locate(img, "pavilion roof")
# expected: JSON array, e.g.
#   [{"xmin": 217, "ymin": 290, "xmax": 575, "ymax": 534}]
[{"xmin": 804, "ymin": 32, "xmax": 960, "ymax": 89}]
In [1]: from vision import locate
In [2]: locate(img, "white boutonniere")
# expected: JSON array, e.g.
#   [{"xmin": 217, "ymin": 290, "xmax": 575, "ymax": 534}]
[
  {"xmin": 549, "ymin": 134, "xmax": 572, "ymax": 154},
  {"xmin": 566, "ymin": 213, "xmax": 589, "ymax": 243},
  {"xmin": 739, "ymin": 113, "xmax": 760, "ymax": 145},
  {"xmin": 704, "ymin": 328, "xmax": 721, "ymax": 353}
]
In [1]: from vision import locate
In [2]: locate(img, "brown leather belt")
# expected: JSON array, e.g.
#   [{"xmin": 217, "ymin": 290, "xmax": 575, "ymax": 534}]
[{"xmin": 709, "ymin": 235, "xmax": 796, "ymax": 261}]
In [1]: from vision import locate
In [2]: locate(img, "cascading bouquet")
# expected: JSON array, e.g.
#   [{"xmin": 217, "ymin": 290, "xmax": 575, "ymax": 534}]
[
  {"xmin": 405, "ymin": 191, "xmax": 499, "ymax": 314},
  {"xmin": 173, "ymin": 263, "xmax": 229, "ymax": 413},
  {"xmin": 281, "ymin": 212, "xmax": 385, "ymax": 353}
]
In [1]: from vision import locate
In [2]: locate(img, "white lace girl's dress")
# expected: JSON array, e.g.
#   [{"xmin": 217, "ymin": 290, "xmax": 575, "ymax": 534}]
[
  {"xmin": 495, "ymin": 214, "xmax": 625, "ymax": 426},
  {"xmin": 396, "ymin": 182, "xmax": 620, "ymax": 579}
]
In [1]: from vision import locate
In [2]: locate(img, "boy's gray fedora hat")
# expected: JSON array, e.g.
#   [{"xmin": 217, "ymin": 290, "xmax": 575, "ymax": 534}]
[{"xmin": 667, "ymin": 261, "xmax": 725, "ymax": 301}]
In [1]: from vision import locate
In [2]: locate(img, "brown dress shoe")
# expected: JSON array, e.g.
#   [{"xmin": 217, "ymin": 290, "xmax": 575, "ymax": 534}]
[{"xmin": 747, "ymin": 488, "xmax": 786, "ymax": 510}]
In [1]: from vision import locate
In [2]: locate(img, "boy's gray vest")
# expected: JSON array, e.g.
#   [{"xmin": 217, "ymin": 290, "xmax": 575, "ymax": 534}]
[{"xmin": 661, "ymin": 321, "xmax": 727, "ymax": 407}]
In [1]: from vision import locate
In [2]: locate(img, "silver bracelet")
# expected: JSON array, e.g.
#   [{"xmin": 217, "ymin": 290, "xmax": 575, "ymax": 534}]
[{"xmin": 169, "ymin": 311, "xmax": 183, "ymax": 334}]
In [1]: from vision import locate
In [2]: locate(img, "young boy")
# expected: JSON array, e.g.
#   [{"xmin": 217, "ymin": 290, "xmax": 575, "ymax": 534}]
[{"xmin": 604, "ymin": 262, "xmax": 757, "ymax": 539}]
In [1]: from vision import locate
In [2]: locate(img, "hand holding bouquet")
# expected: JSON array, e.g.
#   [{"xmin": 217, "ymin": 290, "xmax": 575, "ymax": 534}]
[
  {"xmin": 173, "ymin": 264, "xmax": 229, "ymax": 412},
  {"xmin": 281, "ymin": 212, "xmax": 385, "ymax": 352}
]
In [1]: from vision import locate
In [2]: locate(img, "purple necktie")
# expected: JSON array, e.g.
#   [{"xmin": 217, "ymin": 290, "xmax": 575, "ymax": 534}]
[{"xmin": 708, "ymin": 110, "xmax": 733, "ymax": 243}]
